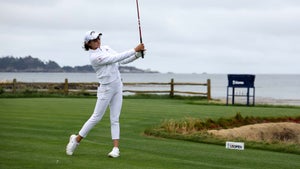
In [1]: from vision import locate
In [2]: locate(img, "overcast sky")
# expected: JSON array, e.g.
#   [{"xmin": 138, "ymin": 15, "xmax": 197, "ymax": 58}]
[{"xmin": 0, "ymin": 0, "xmax": 299, "ymax": 74}]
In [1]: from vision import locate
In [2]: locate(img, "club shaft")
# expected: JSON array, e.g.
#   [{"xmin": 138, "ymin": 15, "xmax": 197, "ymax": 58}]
[{"xmin": 136, "ymin": 0, "xmax": 144, "ymax": 58}]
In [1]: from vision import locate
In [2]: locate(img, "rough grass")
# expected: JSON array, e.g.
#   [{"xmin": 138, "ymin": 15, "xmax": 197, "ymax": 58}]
[
  {"xmin": 145, "ymin": 113, "xmax": 300, "ymax": 154},
  {"xmin": 155, "ymin": 113, "xmax": 300, "ymax": 133},
  {"xmin": 1, "ymin": 98, "xmax": 300, "ymax": 169}
]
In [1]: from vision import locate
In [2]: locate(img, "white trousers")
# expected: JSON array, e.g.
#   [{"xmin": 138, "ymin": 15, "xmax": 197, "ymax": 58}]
[{"xmin": 79, "ymin": 79, "xmax": 123, "ymax": 140}]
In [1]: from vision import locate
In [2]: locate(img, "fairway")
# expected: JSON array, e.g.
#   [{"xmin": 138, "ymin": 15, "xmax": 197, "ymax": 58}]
[{"xmin": 0, "ymin": 98, "xmax": 300, "ymax": 169}]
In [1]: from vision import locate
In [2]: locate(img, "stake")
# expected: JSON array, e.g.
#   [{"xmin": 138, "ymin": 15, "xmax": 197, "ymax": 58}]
[{"xmin": 136, "ymin": 0, "xmax": 144, "ymax": 58}]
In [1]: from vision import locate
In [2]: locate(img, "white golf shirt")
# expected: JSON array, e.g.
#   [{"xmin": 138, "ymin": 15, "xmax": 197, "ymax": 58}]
[{"xmin": 89, "ymin": 45, "xmax": 138, "ymax": 84}]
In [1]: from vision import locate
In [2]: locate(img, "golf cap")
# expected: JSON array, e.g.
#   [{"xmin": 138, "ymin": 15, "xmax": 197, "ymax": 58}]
[{"xmin": 84, "ymin": 30, "xmax": 102, "ymax": 43}]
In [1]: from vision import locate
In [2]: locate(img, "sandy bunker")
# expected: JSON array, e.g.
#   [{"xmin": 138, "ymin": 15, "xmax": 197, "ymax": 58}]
[{"xmin": 208, "ymin": 122, "xmax": 300, "ymax": 144}]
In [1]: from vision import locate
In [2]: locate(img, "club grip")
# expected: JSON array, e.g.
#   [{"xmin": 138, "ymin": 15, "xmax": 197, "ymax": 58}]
[
  {"xmin": 141, "ymin": 50, "xmax": 144, "ymax": 58},
  {"xmin": 139, "ymin": 35, "xmax": 144, "ymax": 58}
]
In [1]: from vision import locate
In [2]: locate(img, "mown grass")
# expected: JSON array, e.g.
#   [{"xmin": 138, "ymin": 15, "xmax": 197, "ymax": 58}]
[{"xmin": 0, "ymin": 98, "xmax": 300, "ymax": 169}]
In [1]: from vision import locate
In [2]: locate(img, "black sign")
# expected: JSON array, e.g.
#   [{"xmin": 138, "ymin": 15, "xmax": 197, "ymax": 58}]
[{"xmin": 228, "ymin": 74, "xmax": 255, "ymax": 88}]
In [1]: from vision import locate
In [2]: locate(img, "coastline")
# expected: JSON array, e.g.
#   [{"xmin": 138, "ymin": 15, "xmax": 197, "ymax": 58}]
[
  {"xmin": 255, "ymin": 97, "xmax": 300, "ymax": 106},
  {"xmin": 217, "ymin": 97, "xmax": 300, "ymax": 106}
]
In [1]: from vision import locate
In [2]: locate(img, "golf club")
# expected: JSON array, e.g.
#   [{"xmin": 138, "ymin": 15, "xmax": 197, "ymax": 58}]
[{"xmin": 135, "ymin": 0, "xmax": 144, "ymax": 58}]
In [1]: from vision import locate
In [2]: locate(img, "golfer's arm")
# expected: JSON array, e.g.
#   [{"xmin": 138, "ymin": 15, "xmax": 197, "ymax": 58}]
[
  {"xmin": 119, "ymin": 52, "xmax": 142, "ymax": 65},
  {"xmin": 93, "ymin": 49, "xmax": 136, "ymax": 66}
]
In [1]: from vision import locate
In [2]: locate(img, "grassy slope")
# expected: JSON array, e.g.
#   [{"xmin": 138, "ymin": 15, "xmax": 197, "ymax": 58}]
[{"xmin": 0, "ymin": 98, "xmax": 300, "ymax": 169}]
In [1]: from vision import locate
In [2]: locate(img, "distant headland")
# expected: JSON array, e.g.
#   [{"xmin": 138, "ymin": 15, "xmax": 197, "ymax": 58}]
[{"xmin": 0, "ymin": 56, "xmax": 159, "ymax": 73}]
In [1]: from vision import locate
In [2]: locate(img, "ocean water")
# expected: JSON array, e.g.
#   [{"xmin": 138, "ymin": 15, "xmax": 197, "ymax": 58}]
[{"xmin": 0, "ymin": 73, "xmax": 299, "ymax": 101}]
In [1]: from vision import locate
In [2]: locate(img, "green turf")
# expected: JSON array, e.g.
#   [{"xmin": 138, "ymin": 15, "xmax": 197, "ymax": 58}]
[{"xmin": 0, "ymin": 98, "xmax": 300, "ymax": 169}]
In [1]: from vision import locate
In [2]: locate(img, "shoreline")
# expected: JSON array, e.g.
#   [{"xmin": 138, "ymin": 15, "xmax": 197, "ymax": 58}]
[
  {"xmin": 217, "ymin": 97, "xmax": 300, "ymax": 106},
  {"xmin": 255, "ymin": 97, "xmax": 300, "ymax": 106}
]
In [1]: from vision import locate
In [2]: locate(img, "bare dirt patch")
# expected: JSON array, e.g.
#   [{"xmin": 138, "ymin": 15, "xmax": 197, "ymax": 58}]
[{"xmin": 208, "ymin": 122, "xmax": 300, "ymax": 144}]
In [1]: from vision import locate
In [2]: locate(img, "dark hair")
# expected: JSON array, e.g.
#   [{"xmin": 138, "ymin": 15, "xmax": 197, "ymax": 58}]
[
  {"xmin": 83, "ymin": 36, "xmax": 101, "ymax": 51},
  {"xmin": 83, "ymin": 42, "xmax": 90, "ymax": 51}
]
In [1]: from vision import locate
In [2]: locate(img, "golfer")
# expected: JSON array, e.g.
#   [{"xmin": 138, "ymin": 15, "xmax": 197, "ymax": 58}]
[{"xmin": 66, "ymin": 30, "xmax": 145, "ymax": 157}]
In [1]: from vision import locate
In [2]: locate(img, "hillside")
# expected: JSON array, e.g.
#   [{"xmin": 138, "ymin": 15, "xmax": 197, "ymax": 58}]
[{"xmin": 0, "ymin": 56, "xmax": 158, "ymax": 73}]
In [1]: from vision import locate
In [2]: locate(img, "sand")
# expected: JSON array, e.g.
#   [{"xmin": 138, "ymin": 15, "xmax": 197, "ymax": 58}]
[{"xmin": 208, "ymin": 122, "xmax": 300, "ymax": 144}]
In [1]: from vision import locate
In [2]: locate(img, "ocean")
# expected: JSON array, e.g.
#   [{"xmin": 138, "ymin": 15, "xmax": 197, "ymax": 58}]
[{"xmin": 0, "ymin": 73, "xmax": 299, "ymax": 104}]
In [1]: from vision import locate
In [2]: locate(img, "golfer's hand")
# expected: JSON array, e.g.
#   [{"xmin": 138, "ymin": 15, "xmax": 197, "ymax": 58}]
[{"xmin": 134, "ymin": 43, "xmax": 145, "ymax": 52}]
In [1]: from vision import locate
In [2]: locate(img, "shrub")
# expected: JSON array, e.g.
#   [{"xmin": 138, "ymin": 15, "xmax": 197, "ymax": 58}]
[{"xmin": 0, "ymin": 87, "xmax": 4, "ymax": 94}]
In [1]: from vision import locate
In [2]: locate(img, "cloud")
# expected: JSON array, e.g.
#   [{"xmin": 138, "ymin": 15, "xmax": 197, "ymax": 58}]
[{"xmin": 0, "ymin": 0, "xmax": 300, "ymax": 73}]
